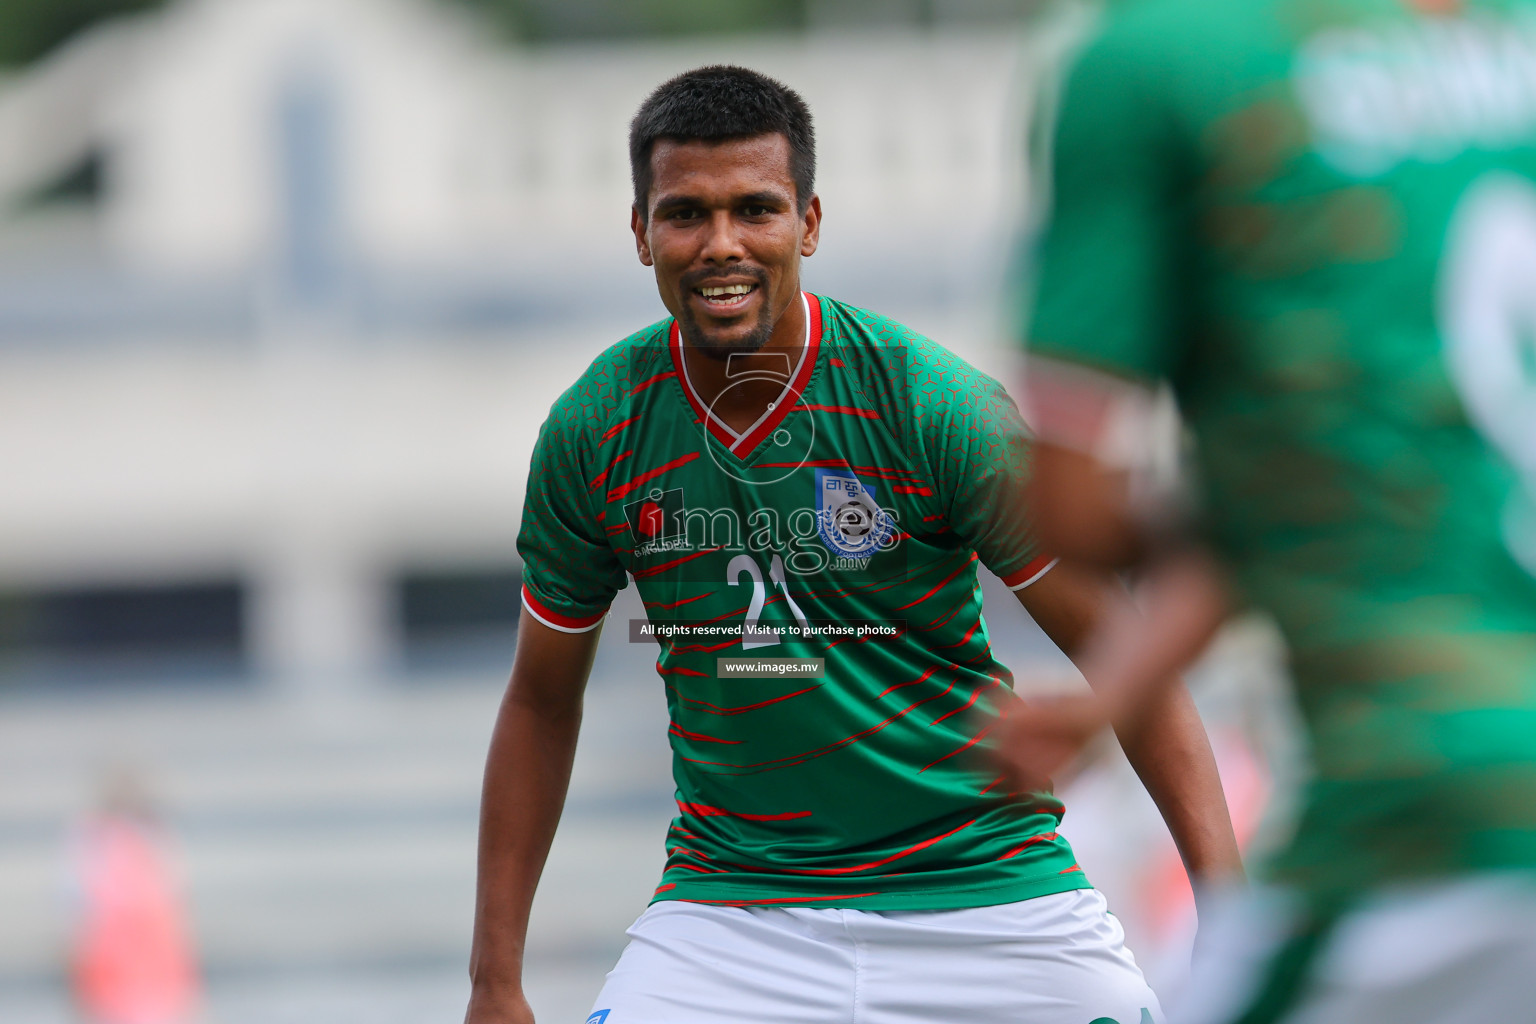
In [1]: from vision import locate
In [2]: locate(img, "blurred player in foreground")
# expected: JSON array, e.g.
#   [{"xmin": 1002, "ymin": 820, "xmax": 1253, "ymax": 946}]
[
  {"xmin": 1010, "ymin": 0, "xmax": 1536, "ymax": 1021},
  {"xmin": 465, "ymin": 65, "xmax": 1240, "ymax": 1024}
]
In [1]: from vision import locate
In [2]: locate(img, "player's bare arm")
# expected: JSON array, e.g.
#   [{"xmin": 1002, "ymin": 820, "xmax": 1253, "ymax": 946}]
[
  {"xmin": 999, "ymin": 365, "xmax": 1234, "ymax": 787},
  {"xmin": 1009, "ymin": 560, "xmax": 1243, "ymax": 886},
  {"xmin": 465, "ymin": 610, "xmax": 603, "ymax": 1024}
]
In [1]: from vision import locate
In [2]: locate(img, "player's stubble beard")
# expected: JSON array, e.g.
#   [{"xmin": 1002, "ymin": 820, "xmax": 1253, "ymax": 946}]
[{"xmin": 676, "ymin": 264, "xmax": 776, "ymax": 362}]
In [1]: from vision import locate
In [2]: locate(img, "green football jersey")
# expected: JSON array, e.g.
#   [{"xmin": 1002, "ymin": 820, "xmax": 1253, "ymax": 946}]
[
  {"xmin": 1026, "ymin": 0, "xmax": 1536, "ymax": 900},
  {"xmin": 518, "ymin": 293, "xmax": 1086, "ymax": 909}
]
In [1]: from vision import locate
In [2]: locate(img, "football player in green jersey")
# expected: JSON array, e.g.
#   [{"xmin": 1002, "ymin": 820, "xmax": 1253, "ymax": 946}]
[
  {"xmin": 1008, "ymin": 1, "xmax": 1536, "ymax": 1021},
  {"xmin": 464, "ymin": 66, "xmax": 1241, "ymax": 1024}
]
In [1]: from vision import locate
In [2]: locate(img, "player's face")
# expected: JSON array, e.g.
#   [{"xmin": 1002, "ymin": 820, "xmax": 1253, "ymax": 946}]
[{"xmin": 633, "ymin": 134, "xmax": 821, "ymax": 358}]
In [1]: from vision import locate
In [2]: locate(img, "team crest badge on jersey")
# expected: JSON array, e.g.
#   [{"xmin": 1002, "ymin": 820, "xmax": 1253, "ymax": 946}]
[
  {"xmin": 623, "ymin": 487, "xmax": 687, "ymax": 555},
  {"xmin": 816, "ymin": 469, "xmax": 894, "ymax": 567}
]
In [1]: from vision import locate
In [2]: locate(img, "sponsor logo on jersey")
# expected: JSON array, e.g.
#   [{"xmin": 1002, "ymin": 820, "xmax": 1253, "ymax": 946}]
[
  {"xmin": 586, "ymin": 1012, "xmax": 611, "ymax": 1024},
  {"xmin": 624, "ymin": 487, "xmax": 688, "ymax": 556},
  {"xmin": 815, "ymin": 469, "xmax": 894, "ymax": 568}
]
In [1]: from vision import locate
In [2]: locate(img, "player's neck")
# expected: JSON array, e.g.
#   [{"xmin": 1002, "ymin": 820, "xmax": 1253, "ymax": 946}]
[{"xmin": 680, "ymin": 293, "xmax": 807, "ymax": 434}]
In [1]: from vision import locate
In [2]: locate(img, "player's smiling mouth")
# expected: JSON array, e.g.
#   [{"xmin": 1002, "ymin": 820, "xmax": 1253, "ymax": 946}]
[{"xmin": 694, "ymin": 283, "xmax": 758, "ymax": 310}]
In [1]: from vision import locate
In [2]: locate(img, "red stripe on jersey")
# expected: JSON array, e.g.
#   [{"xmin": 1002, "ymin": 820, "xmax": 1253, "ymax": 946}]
[
  {"xmin": 793, "ymin": 403, "xmax": 879, "ymax": 419},
  {"xmin": 669, "ymin": 638, "xmax": 740, "ymax": 653},
  {"xmin": 1060, "ymin": 863, "xmax": 1082, "ymax": 874},
  {"xmin": 978, "ymin": 775, "xmax": 1006, "ymax": 796},
  {"xmin": 821, "ymin": 625, "xmax": 909, "ymax": 649},
  {"xmin": 930, "ymin": 677, "xmax": 997, "ymax": 725},
  {"xmin": 632, "ymin": 545, "xmax": 725, "ymax": 581},
  {"xmin": 678, "ymin": 800, "xmax": 812, "ymax": 822},
  {"xmin": 683, "ymin": 684, "xmax": 959, "ymax": 776},
  {"xmin": 607, "ymin": 451, "xmax": 701, "ymax": 502},
  {"xmin": 669, "ymin": 863, "xmax": 728, "ymax": 874},
  {"xmin": 645, "ymin": 593, "xmax": 711, "ymax": 610},
  {"xmin": 658, "ymin": 665, "xmax": 710, "ymax": 677},
  {"xmin": 673, "ymin": 684, "xmax": 822, "ymax": 715},
  {"xmin": 1000, "ymin": 555, "xmax": 1058, "ymax": 591},
  {"xmin": 797, "ymin": 549, "xmax": 957, "ymax": 601},
  {"xmin": 829, "ymin": 357, "xmax": 846, "ymax": 367},
  {"xmin": 923, "ymin": 514, "xmax": 944, "ymax": 522},
  {"xmin": 727, "ymin": 818, "xmax": 978, "ymax": 876},
  {"xmin": 926, "ymin": 596, "xmax": 974, "ymax": 631},
  {"xmin": 890, "ymin": 485, "xmax": 932, "ymax": 496},
  {"xmin": 893, "ymin": 553, "xmax": 978, "ymax": 611},
  {"xmin": 679, "ymin": 602, "xmax": 749, "ymax": 625},
  {"xmin": 654, "ymin": 883, "xmax": 677, "ymax": 894},
  {"xmin": 629, "ymin": 370, "xmax": 676, "ymax": 396},
  {"xmin": 918, "ymin": 720, "xmax": 995, "ymax": 773},
  {"xmin": 997, "ymin": 831, "xmax": 1060, "ymax": 861},
  {"xmin": 520, "ymin": 584, "xmax": 605, "ymax": 631},
  {"xmin": 688, "ymin": 893, "xmax": 882, "ymax": 906},
  {"xmin": 877, "ymin": 666, "xmax": 939, "ymax": 699},
  {"xmin": 599, "ymin": 414, "xmax": 641, "ymax": 444},
  {"xmin": 933, "ymin": 620, "xmax": 981, "ymax": 650},
  {"xmin": 589, "ymin": 449, "xmax": 634, "ymax": 491},
  {"xmin": 669, "ymin": 723, "xmax": 742, "ymax": 745}
]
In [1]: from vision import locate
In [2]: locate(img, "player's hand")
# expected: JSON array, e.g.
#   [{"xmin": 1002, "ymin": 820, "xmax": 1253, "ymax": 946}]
[
  {"xmin": 992, "ymin": 694, "xmax": 1110, "ymax": 793},
  {"xmin": 464, "ymin": 984, "xmax": 536, "ymax": 1024}
]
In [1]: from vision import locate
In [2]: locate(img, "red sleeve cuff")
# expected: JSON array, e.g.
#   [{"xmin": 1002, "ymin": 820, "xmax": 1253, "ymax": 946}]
[
  {"xmin": 1000, "ymin": 556, "xmax": 1059, "ymax": 592},
  {"xmin": 521, "ymin": 584, "xmax": 607, "ymax": 633}
]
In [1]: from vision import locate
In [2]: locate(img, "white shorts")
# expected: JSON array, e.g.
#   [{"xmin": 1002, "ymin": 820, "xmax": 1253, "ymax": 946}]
[
  {"xmin": 587, "ymin": 888, "xmax": 1161, "ymax": 1024},
  {"xmin": 1176, "ymin": 873, "xmax": 1536, "ymax": 1024}
]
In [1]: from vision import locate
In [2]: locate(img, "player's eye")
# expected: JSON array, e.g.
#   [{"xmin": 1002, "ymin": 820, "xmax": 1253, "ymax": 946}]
[{"xmin": 741, "ymin": 204, "xmax": 772, "ymax": 218}]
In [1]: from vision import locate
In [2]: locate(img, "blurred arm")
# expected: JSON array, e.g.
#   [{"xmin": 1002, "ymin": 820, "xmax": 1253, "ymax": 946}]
[
  {"xmin": 465, "ymin": 608, "xmax": 603, "ymax": 1024},
  {"xmin": 1012, "ymin": 561, "xmax": 1242, "ymax": 884}
]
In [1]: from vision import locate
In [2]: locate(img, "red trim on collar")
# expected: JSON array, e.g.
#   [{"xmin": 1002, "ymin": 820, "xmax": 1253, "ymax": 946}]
[{"xmin": 668, "ymin": 292, "xmax": 822, "ymax": 459}]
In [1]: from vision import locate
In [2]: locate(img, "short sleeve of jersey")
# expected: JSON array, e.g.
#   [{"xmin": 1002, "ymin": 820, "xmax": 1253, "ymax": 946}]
[
  {"xmin": 911, "ymin": 344, "xmax": 1048, "ymax": 587},
  {"xmin": 1025, "ymin": 6, "xmax": 1189, "ymax": 382},
  {"xmin": 517, "ymin": 394, "xmax": 626, "ymax": 630}
]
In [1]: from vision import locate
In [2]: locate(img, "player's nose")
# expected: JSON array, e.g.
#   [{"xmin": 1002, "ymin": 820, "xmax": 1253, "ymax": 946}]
[{"xmin": 698, "ymin": 210, "xmax": 748, "ymax": 264}]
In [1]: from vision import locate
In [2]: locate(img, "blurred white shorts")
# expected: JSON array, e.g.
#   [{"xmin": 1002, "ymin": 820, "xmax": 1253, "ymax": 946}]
[
  {"xmin": 1176, "ymin": 873, "xmax": 1536, "ymax": 1024},
  {"xmin": 586, "ymin": 888, "xmax": 1160, "ymax": 1024}
]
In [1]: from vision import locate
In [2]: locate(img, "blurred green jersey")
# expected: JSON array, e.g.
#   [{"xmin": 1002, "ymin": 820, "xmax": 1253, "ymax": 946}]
[{"xmin": 1026, "ymin": 0, "xmax": 1536, "ymax": 901}]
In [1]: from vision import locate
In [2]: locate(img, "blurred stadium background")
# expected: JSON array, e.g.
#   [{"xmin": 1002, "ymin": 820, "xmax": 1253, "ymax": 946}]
[{"xmin": 0, "ymin": 1, "xmax": 1301, "ymax": 1021}]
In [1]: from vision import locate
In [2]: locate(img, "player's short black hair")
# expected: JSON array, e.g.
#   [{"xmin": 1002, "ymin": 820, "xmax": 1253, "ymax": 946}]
[{"xmin": 629, "ymin": 65, "xmax": 816, "ymax": 220}]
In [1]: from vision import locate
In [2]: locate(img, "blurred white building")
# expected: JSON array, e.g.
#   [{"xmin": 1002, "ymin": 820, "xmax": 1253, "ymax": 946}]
[
  {"xmin": 0, "ymin": 0, "xmax": 1072, "ymax": 688},
  {"xmin": 0, "ymin": 12, "xmax": 1301, "ymax": 1024}
]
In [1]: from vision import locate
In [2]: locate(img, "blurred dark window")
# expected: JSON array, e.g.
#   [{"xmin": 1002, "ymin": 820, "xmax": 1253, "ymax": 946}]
[
  {"xmin": 398, "ymin": 566, "xmax": 521, "ymax": 673},
  {"xmin": 21, "ymin": 147, "xmax": 106, "ymax": 209},
  {"xmin": 0, "ymin": 580, "xmax": 247, "ymax": 686}
]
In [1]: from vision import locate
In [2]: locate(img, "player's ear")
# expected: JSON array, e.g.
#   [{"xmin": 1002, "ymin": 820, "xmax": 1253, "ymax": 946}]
[
  {"xmin": 632, "ymin": 206, "xmax": 654, "ymax": 267},
  {"xmin": 800, "ymin": 195, "xmax": 821, "ymax": 258}
]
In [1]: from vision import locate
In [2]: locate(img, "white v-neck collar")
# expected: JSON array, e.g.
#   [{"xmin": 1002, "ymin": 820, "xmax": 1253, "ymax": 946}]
[{"xmin": 670, "ymin": 292, "xmax": 820, "ymax": 456}]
